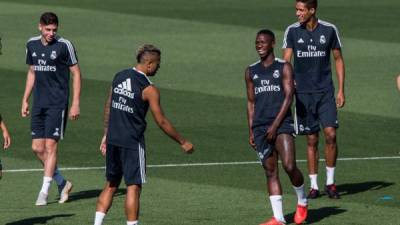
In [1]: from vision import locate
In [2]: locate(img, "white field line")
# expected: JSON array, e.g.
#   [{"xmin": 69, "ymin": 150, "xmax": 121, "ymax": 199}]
[{"xmin": 3, "ymin": 156, "xmax": 400, "ymax": 173}]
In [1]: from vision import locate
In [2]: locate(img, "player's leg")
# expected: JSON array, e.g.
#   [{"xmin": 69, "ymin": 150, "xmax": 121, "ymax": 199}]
[
  {"xmin": 125, "ymin": 184, "xmax": 141, "ymax": 224},
  {"xmin": 261, "ymin": 151, "xmax": 286, "ymax": 224},
  {"xmin": 94, "ymin": 144, "xmax": 123, "ymax": 225},
  {"xmin": 95, "ymin": 181, "xmax": 120, "ymax": 225},
  {"xmin": 275, "ymin": 133, "xmax": 307, "ymax": 224},
  {"xmin": 122, "ymin": 143, "xmax": 146, "ymax": 225},
  {"xmin": 319, "ymin": 91, "xmax": 340, "ymax": 199},
  {"xmin": 296, "ymin": 93, "xmax": 321, "ymax": 198},
  {"xmin": 306, "ymin": 133, "xmax": 320, "ymax": 198}
]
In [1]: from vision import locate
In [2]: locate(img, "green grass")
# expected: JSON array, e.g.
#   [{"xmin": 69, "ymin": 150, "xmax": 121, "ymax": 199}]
[{"xmin": 0, "ymin": 0, "xmax": 399, "ymax": 224}]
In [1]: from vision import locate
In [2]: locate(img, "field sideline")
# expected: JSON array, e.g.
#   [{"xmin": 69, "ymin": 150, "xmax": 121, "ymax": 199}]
[{"xmin": 0, "ymin": 0, "xmax": 399, "ymax": 224}]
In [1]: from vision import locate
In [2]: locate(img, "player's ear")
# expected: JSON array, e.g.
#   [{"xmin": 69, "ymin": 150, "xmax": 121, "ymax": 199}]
[
  {"xmin": 38, "ymin": 23, "xmax": 43, "ymax": 32},
  {"xmin": 310, "ymin": 8, "xmax": 316, "ymax": 15}
]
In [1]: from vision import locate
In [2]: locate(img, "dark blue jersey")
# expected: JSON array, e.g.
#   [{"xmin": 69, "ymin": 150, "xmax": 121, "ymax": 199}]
[
  {"xmin": 26, "ymin": 35, "xmax": 78, "ymax": 108},
  {"xmin": 107, "ymin": 68, "xmax": 152, "ymax": 148},
  {"xmin": 282, "ymin": 20, "xmax": 342, "ymax": 93},
  {"xmin": 249, "ymin": 58, "xmax": 292, "ymax": 128}
]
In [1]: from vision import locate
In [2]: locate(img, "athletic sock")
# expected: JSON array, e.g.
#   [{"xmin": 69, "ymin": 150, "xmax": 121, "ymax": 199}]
[
  {"xmin": 293, "ymin": 184, "xmax": 308, "ymax": 206},
  {"xmin": 53, "ymin": 166, "xmax": 66, "ymax": 187},
  {"xmin": 94, "ymin": 211, "xmax": 106, "ymax": 225},
  {"xmin": 40, "ymin": 176, "xmax": 53, "ymax": 195},
  {"xmin": 326, "ymin": 167, "xmax": 335, "ymax": 185},
  {"xmin": 269, "ymin": 195, "xmax": 286, "ymax": 223},
  {"xmin": 127, "ymin": 220, "xmax": 138, "ymax": 225},
  {"xmin": 309, "ymin": 174, "xmax": 319, "ymax": 190}
]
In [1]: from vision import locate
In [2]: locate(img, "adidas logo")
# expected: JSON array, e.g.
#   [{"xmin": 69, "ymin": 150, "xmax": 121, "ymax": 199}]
[
  {"xmin": 53, "ymin": 128, "xmax": 60, "ymax": 137},
  {"xmin": 253, "ymin": 74, "xmax": 259, "ymax": 80},
  {"xmin": 297, "ymin": 38, "xmax": 304, "ymax": 44},
  {"xmin": 32, "ymin": 52, "xmax": 37, "ymax": 57},
  {"xmin": 114, "ymin": 78, "xmax": 135, "ymax": 99}
]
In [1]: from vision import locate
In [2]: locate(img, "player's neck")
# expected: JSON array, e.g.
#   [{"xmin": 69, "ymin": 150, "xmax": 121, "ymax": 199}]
[
  {"xmin": 40, "ymin": 37, "xmax": 50, "ymax": 46},
  {"xmin": 260, "ymin": 53, "xmax": 275, "ymax": 67},
  {"xmin": 133, "ymin": 66, "xmax": 147, "ymax": 76},
  {"xmin": 304, "ymin": 17, "xmax": 318, "ymax": 31}
]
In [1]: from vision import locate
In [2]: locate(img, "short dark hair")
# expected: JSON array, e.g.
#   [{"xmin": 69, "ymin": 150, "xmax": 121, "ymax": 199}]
[
  {"xmin": 257, "ymin": 29, "xmax": 275, "ymax": 41},
  {"xmin": 136, "ymin": 44, "xmax": 161, "ymax": 63},
  {"xmin": 296, "ymin": 0, "xmax": 318, "ymax": 10},
  {"xmin": 40, "ymin": 12, "xmax": 59, "ymax": 25}
]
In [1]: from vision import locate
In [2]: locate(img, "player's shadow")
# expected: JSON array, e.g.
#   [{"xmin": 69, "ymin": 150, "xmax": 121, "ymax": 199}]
[
  {"xmin": 337, "ymin": 181, "xmax": 394, "ymax": 196},
  {"xmin": 6, "ymin": 214, "xmax": 74, "ymax": 225},
  {"xmin": 67, "ymin": 188, "xmax": 126, "ymax": 202},
  {"xmin": 285, "ymin": 206, "xmax": 346, "ymax": 224}
]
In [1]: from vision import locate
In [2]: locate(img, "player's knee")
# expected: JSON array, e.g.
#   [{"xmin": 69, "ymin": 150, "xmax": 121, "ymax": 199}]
[
  {"xmin": 264, "ymin": 167, "xmax": 278, "ymax": 179},
  {"xmin": 307, "ymin": 136, "xmax": 319, "ymax": 147},
  {"xmin": 282, "ymin": 163, "xmax": 296, "ymax": 174},
  {"xmin": 325, "ymin": 132, "xmax": 336, "ymax": 145},
  {"xmin": 31, "ymin": 143, "xmax": 45, "ymax": 153}
]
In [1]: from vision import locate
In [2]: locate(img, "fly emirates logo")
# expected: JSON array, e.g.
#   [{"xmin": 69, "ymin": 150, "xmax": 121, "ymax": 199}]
[
  {"xmin": 112, "ymin": 78, "xmax": 135, "ymax": 114},
  {"xmin": 255, "ymin": 80, "xmax": 280, "ymax": 95},
  {"xmin": 297, "ymin": 45, "xmax": 326, "ymax": 58},
  {"xmin": 34, "ymin": 59, "xmax": 56, "ymax": 72}
]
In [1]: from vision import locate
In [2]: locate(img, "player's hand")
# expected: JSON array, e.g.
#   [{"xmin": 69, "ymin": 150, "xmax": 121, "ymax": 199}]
[
  {"xmin": 21, "ymin": 101, "xmax": 30, "ymax": 117},
  {"xmin": 181, "ymin": 140, "xmax": 194, "ymax": 154},
  {"xmin": 336, "ymin": 92, "xmax": 345, "ymax": 108},
  {"xmin": 69, "ymin": 104, "xmax": 80, "ymax": 120},
  {"xmin": 100, "ymin": 135, "xmax": 107, "ymax": 156},
  {"xmin": 2, "ymin": 129, "xmax": 11, "ymax": 149},
  {"xmin": 266, "ymin": 126, "xmax": 277, "ymax": 143},
  {"xmin": 249, "ymin": 134, "xmax": 256, "ymax": 150}
]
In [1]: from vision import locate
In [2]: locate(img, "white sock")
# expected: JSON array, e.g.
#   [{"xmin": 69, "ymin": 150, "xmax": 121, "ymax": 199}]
[
  {"xmin": 94, "ymin": 211, "xmax": 106, "ymax": 225},
  {"xmin": 293, "ymin": 184, "xmax": 308, "ymax": 206},
  {"xmin": 309, "ymin": 174, "xmax": 318, "ymax": 190},
  {"xmin": 269, "ymin": 195, "xmax": 286, "ymax": 223},
  {"xmin": 127, "ymin": 220, "xmax": 138, "ymax": 225},
  {"xmin": 326, "ymin": 167, "xmax": 335, "ymax": 185},
  {"xmin": 40, "ymin": 176, "xmax": 53, "ymax": 195}
]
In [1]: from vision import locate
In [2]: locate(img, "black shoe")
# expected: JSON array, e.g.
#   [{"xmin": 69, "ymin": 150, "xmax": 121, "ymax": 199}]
[
  {"xmin": 325, "ymin": 184, "xmax": 340, "ymax": 199},
  {"xmin": 307, "ymin": 188, "xmax": 320, "ymax": 199}
]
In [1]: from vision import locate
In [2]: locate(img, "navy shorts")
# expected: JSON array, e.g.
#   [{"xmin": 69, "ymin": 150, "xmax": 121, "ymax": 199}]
[
  {"xmin": 295, "ymin": 91, "xmax": 338, "ymax": 135},
  {"xmin": 106, "ymin": 143, "xmax": 146, "ymax": 186},
  {"xmin": 31, "ymin": 107, "xmax": 68, "ymax": 141},
  {"xmin": 253, "ymin": 117, "xmax": 295, "ymax": 162}
]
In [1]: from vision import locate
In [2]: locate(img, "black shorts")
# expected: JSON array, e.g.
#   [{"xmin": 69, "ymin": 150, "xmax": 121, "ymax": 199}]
[
  {"xmin": 252, "ymin": 117, "xmax": 295, "ymax": 162},
  {"xmin": 106, "ymin": 143, "xmax": 146, "ymax": 186},
  {"xmin": 31, "ymin": 107, "xmax": 68, "ymax": 141},
  {"xmin": 295, "ymin": 91, "xmax": 338, "ymax": 135}
]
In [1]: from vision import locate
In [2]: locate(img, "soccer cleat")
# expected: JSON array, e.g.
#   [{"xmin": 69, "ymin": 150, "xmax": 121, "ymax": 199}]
[
  {"xmin": 259, "ymin": 217, "xmax": 286, "ymax": 225},
  {"xmin": 35, "ymin": 192, "xmax": 48, "ymax": 206},
  {"xmin": 307, "ymin": 188, "xmax": 320, "ymax": 199},
  {"xmin": 58, "ymin": 180, "xmax": 73, "ymax": 203},
  {"xmin": 294, "ymin": 204, "xmax": 308, "ymax": 224},
  {"xmin": 325, "ymin": 184, "xmax": 340, "ymax": 199}
]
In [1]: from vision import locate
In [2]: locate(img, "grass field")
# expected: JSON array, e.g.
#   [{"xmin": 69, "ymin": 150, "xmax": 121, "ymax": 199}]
[{"xmin": 0, "ymin": 0, "xmax": 399, "ymax": 224}]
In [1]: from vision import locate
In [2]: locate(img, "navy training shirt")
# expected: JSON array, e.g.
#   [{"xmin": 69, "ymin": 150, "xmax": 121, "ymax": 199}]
[
  {"xmin": 282, "ymin": 19, "xmax": 342, "ymax": 93},
  {"xmin": 249, "ymin": 58, "xmax": 292, "ymax": 129},
  {"xmin": 107, "ymin": 68, "xmax": 152, "ymax": 149},
  {"xmin": 26, "ymin": 35, "xmax": 78, "ymax": 108}
]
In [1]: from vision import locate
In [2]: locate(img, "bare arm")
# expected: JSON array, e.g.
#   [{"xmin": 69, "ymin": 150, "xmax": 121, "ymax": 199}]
[
  {"xmin": 0, "ymin": 120, "xmax": 11, "ymax": 149},
  {"xmin": 245, "ymin": 67, "xmax": 256, "ymax": 149},
  {"xmin": 143, "ymin": 85, "xmax": 193, "ymax": 153},
  {"xmin": 69, "ymin": 64, "xmax": 81, "ymax": 120},
  {"xmin": 282, "ymin": 48, "xmax": 293, "ymax": 63},
  {"xmin": 266, "ymin": 62, "xmax": 295, "ymax": 142},
  {"xmin": 397, "ymin": 75, "xmax": 400, "ymax": 91},
  {"xmin": 100, "ymin": 88, "xmax": 112, "ymax": 156},
  {"xmin": 332, "ymin": 48, "xmax": 345, "ymax": 108},
  {"xmin": 21, "ymin": 66, "xmax": 35, "ymax": 117}
]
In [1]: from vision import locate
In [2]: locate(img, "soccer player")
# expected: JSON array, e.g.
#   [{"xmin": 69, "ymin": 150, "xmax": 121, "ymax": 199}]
[
  {"xmin": 94, "ymin": 44, "xmax": 194, "ymax": 225},
  {"xmin": 246, "ymin": 29, "xmax": 308, "ymax": 225},
  {"xmin": 21, "ymin": 12, "xmax": 81, "ymax": 205},
  {"xmin": 0, "ymin": 114, "xmax": 11, "ymax": 179},
  {"xmin": 282, "ymin": 0, "xmax": 345, "ymax": 199}
]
